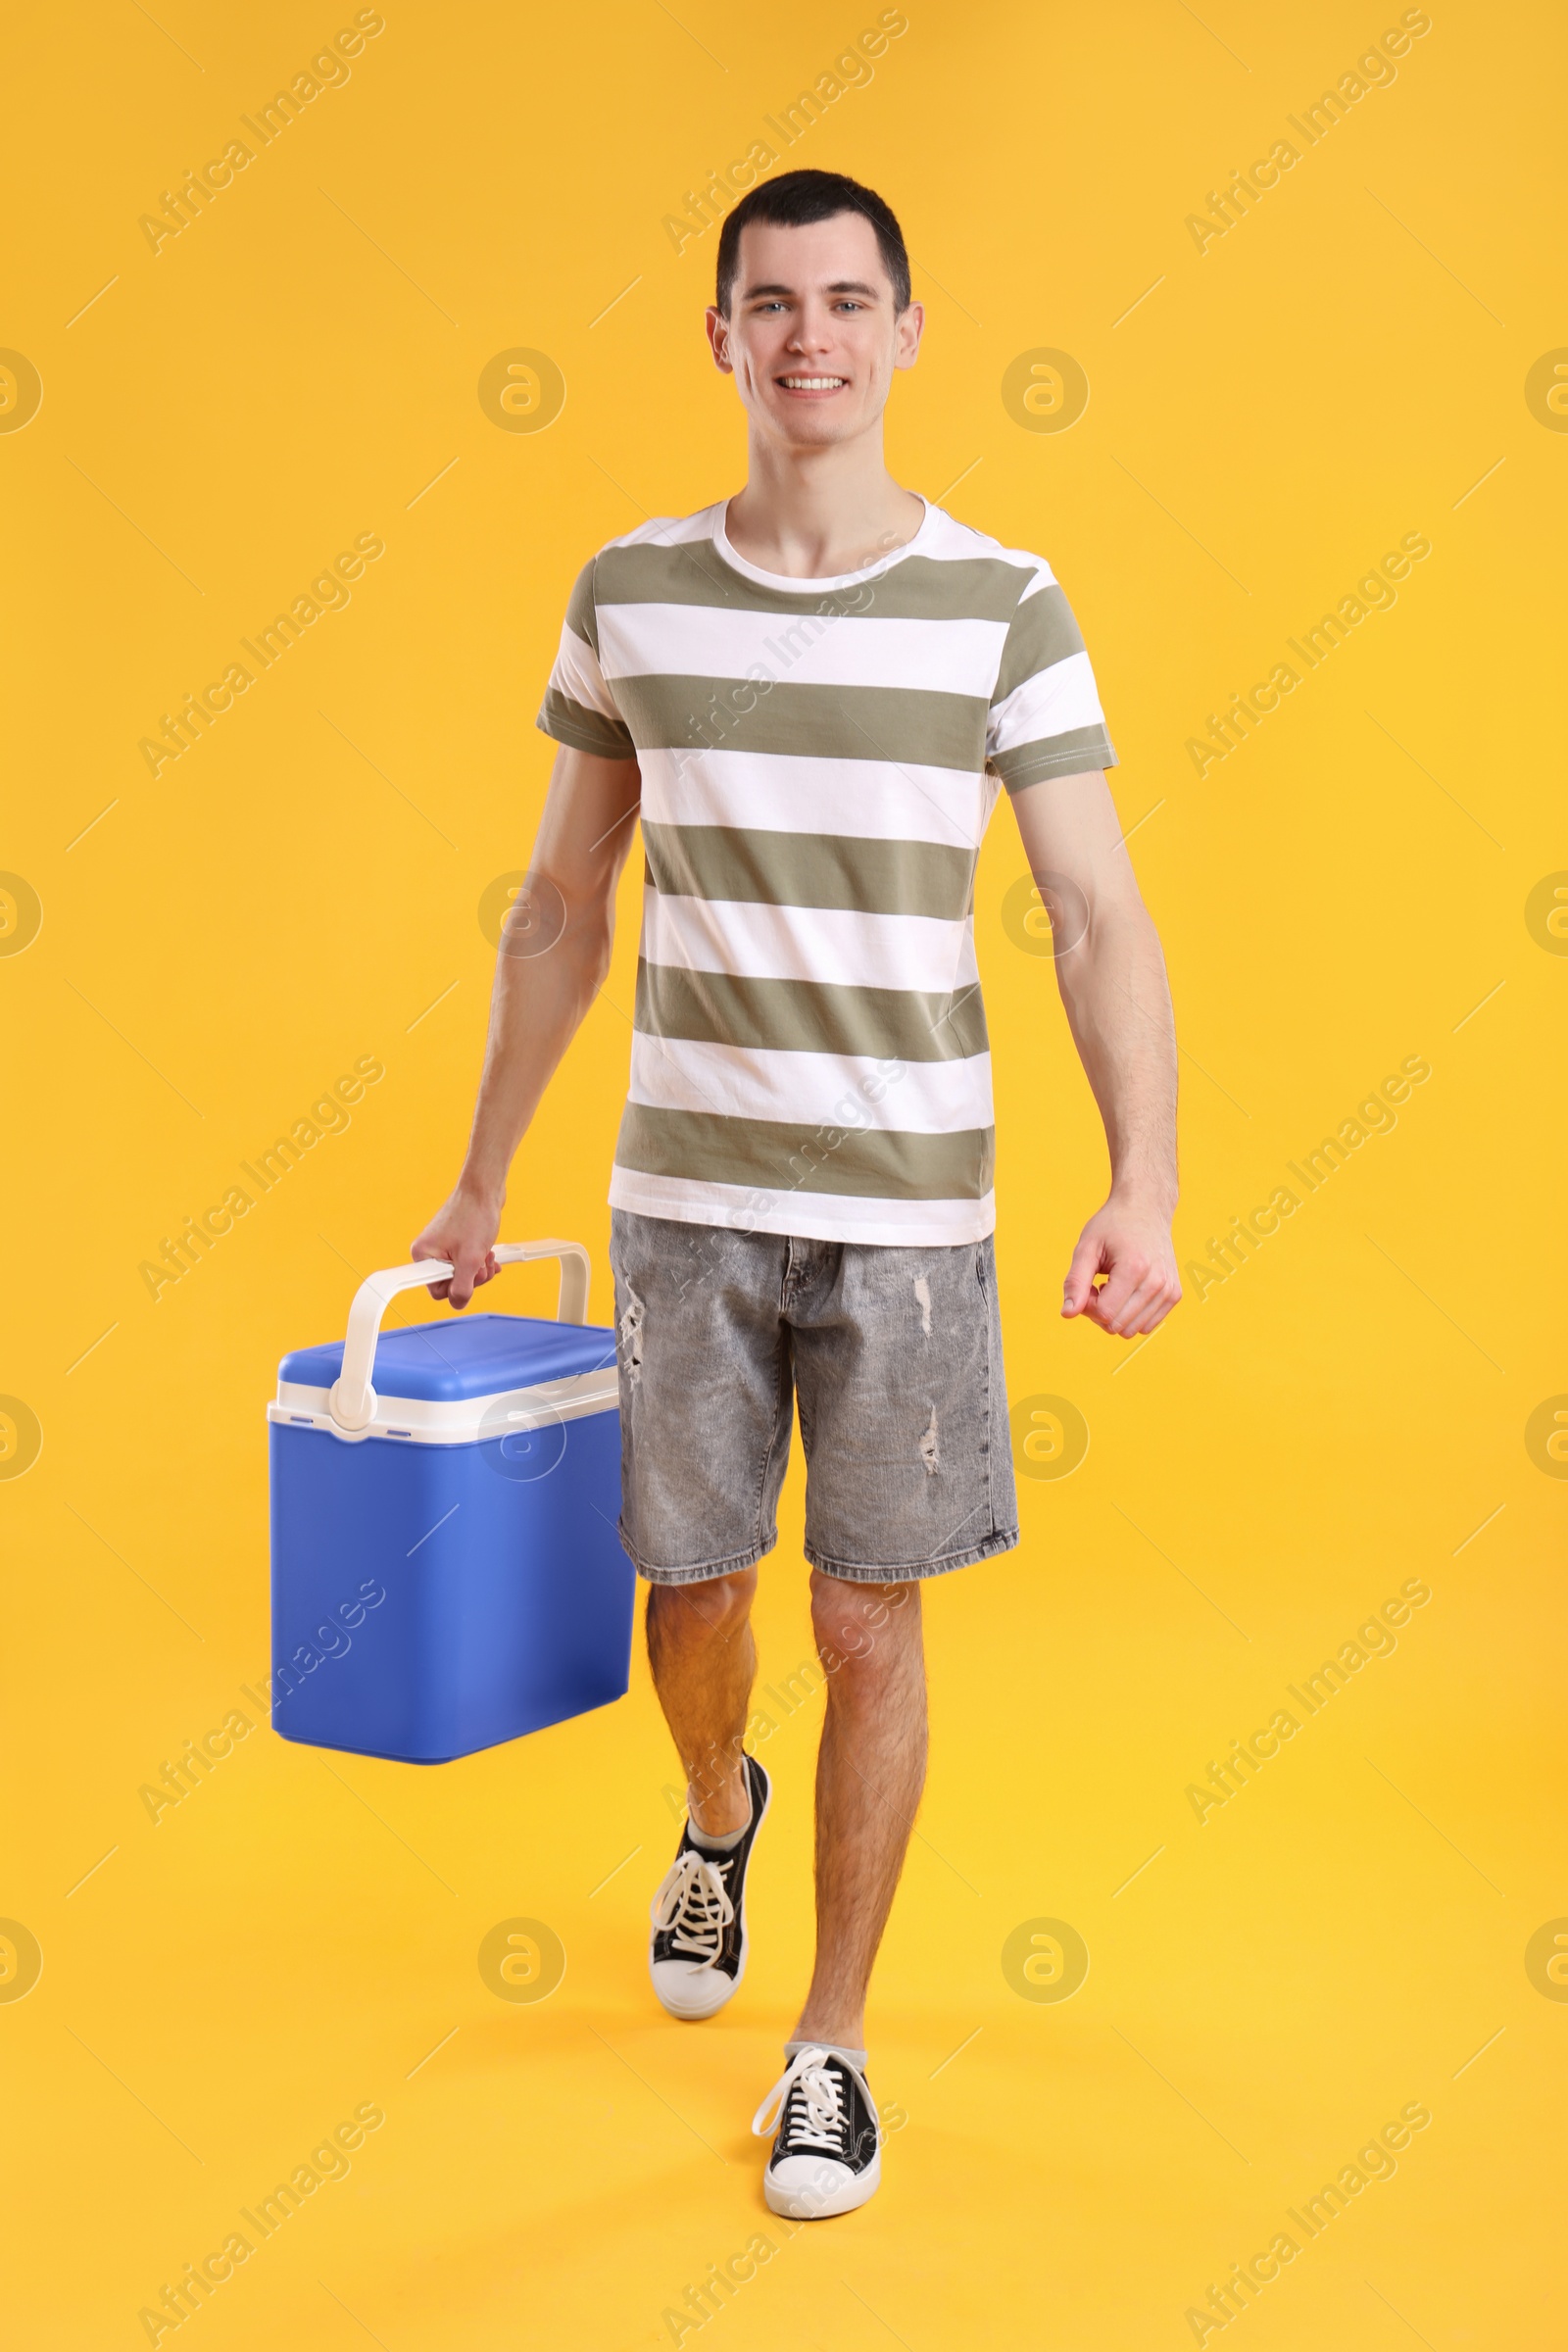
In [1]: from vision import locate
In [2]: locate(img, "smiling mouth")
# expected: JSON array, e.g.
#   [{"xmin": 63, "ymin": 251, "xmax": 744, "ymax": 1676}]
[{"xmin": 777, "ymin": 374, "xmax": 848, "ymax": 392}]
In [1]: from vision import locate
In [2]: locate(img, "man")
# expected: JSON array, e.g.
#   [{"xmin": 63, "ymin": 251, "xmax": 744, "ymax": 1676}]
[{"xmin": 415, "ymin": 169, "xmax": 1180, "ymax": 2218}]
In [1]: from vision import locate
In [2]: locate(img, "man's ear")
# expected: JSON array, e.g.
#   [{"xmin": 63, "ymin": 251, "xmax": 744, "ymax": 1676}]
[
  {"xmin": 706, "ymin": 307, "xmax": 734, "ymax": 373},
  {"xmin": 894, "ymin": 300, "xmax": 925, "ymax": 371}
]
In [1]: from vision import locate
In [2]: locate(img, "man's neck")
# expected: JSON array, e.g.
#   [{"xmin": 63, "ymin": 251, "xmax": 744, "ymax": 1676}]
[{"xmin": 724, "ymin": 432, "xmax": 925, "ymax": 580}]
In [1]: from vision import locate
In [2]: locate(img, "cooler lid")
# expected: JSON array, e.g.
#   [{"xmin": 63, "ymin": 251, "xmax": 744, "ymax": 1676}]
[{"xmin": 277, "ymin": 1311, "xmax": 617, "ymax": 1403}]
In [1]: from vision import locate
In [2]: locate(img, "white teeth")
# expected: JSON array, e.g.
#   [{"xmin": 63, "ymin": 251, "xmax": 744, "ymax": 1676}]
[{"xmin": 780, "ymin": 376, "xmax": 846, "ymax": 389}]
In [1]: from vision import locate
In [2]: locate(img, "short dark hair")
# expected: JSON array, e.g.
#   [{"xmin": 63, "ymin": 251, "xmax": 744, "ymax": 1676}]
[{"xmin": 715, "ymin": 170, "xmax": 911, "ymax": 317}]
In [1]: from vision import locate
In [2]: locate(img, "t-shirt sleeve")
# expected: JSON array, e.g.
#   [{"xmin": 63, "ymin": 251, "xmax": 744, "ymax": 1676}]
[
  {"xmin": 535, "ymin": 557, "xmax": 637, "ymax": 760},
  {"xmin": 985, "ymin": 566, "xmax": 1116, "ymax": 791}
]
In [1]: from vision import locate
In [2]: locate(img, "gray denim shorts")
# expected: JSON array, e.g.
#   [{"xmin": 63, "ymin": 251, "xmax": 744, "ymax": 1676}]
[{"xmin": 607, "ymin": 1208, "xmax": 1020, "ymax": 1586}]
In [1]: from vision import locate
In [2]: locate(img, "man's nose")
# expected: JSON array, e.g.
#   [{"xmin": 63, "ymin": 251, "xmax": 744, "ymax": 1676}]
[{"xmin": 786, "ymin": 304, "xmax": 836, "ymax": 352}]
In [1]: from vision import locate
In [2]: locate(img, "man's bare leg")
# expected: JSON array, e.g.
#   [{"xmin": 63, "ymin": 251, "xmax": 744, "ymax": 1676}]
[
  {"xmin": 645, "ymin": 1568, "xmax": 759, "ymax": 1836},
  {"xmin": 791, "ymin": 1572, "xmax": 928, "ymax": 2050}
]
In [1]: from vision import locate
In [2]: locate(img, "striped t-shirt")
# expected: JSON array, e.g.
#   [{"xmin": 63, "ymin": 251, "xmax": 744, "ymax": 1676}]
[{"xmin": 537, "ymin": 496, "xmax": 1116, "ymax": 1247}]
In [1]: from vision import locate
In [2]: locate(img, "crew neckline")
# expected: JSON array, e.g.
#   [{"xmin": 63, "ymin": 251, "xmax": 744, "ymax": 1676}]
[{"xmin": 712, "ymin": 494, "xmax": 934, "ymax": 593}]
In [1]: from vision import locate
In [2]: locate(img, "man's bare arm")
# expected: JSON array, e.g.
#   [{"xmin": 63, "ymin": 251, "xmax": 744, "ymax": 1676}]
[
  {"xmin": 413, "ymin": 745, "xmax": 642, "ymax": 1306},
  {"xmin": 1009, "ymin": 768, "xmax": 1181, "ymax": 1339}
]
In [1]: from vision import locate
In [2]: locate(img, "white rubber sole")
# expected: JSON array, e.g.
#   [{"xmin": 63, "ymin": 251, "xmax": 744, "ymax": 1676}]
[
  {"xmin": 648, "ymin": 1768, "xmax": 771, "ymax": 2022},
  {"xmin": 649, "ymin": 1956, "xmax": 742, "ymax": 2021},
  {"xmin": 763, "ymin": 2146, "xmax": 882, "ymax": 2220}
]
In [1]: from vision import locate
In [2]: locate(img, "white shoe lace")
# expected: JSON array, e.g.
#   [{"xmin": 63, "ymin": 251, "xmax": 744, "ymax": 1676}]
[
  {"xmin": 751, "ymin": 2048, "xmax": 846, "ymax": 2151},
  {"xmin": 650, "ymin": 1848, "xmax": 735, "ymax": 1968}
]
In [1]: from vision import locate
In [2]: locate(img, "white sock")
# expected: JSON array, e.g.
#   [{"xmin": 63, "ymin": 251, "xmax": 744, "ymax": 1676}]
[
  {"xmin": 785, "ymin": 2037, "xmax": 868, "ymax": 2074},
  {"xmin": 688, "ymin": 1789, "xmax": 752, "ymax": 1852}
]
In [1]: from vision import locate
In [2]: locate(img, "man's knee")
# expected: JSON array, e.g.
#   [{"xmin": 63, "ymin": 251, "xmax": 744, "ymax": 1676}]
[
  {"xmin": 808, "ymin": 1571, "xmax": 919, "ymax": 1678},
  {"xmin": 648, "ymin": 1565, "xmax": 758, "ymax": 1651}
]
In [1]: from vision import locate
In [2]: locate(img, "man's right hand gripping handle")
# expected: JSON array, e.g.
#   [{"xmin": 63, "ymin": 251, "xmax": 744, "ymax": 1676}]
[{"xmin": 411, "ymin": 1185, "xmax": 503, "ymax": 1310}]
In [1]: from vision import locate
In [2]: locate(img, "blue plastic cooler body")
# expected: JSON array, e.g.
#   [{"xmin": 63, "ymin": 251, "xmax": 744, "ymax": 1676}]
[{"xmin": 270, "ymin": 1312, "xmax": 632, "ymax": 1764}]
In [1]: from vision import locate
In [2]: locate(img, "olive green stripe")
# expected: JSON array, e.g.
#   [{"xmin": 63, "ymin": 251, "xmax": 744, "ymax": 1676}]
[
  {"xmin": 595, "ymin": 540, "xmax": 1035, "ymax": 623},
  {"xmin": 536, "ymin": 687, "xmax": 635, "ymax": 759},
  {"xmin": 635, "ymin": 958, "xmax": 989, "ymax": 1062},
  {"xmin": 615, "ymin": 1102, "xmax": 996, "ymax": 1200},
  {"xmin": 564, "ymin": 561, "xmax": 600, "ymax": 656},
  {"xmin": 989, "ymin": 583, "xmax": 1086, "ymax": 706},
  {"xmin": 612, "ymin": 674, "xmax": 988, "ymax": 770},
  {"xmin": 990, "ymin": 723, "xmax": 1116, "ymax": 788},
  {"xmin": 642, "ymin": 821, "xmax": 976, "ymax": 919}
]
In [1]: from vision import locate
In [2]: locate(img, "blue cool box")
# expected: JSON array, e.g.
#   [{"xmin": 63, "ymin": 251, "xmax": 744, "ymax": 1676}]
[{"xmin": 268, "ymin": 1245, "xmax": 632, "ymax": 1764}]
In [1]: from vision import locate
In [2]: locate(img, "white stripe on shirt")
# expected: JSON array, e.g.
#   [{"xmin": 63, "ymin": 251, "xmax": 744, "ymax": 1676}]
[
  {"xmin": 627, "ymin": 1032, "xmax": 994, "ymax": 1132},
  {"xmin": 640, "ymin": 887, "xmax": 980, "ymax": 997},
  {"xmin": 636, "ymin": 748, "xmax": 996, "ymax": 851},
  {"xmin": 597, "ymin": 602, "xmax": 1008, "ymax": 695}
]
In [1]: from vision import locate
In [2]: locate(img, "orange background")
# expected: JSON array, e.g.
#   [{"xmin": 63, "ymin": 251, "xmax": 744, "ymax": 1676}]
[{"xmin": 3, "ymin": 2, "xmax": 1564, "ymax": 2344}]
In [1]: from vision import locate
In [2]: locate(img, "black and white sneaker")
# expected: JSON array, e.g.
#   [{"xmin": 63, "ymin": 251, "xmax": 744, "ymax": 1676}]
[
  {"xmin": 752, "ymin": 2046, "xmax": 881, "ymax": 2217},
  {"xmin": 648, "ymin": 1754, "xmax": 770, "ymax": 2021}
]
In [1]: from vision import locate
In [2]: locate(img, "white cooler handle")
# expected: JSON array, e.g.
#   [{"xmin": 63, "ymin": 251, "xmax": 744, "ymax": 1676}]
[{"xmin": 327, "ymin": 1240, "xmax": 591, "ymax": 1434}]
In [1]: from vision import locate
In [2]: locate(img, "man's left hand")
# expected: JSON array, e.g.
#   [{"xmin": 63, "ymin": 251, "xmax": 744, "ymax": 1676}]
[{"xmin": 1062, "ymin": 1194, "xmax": 1182, "ymax": 1338}]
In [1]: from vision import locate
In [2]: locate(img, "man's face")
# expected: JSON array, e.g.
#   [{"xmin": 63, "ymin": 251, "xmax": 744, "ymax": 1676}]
[{"xmin": 707, "ymin": 211, "xmax": 922, "ymax": 448}]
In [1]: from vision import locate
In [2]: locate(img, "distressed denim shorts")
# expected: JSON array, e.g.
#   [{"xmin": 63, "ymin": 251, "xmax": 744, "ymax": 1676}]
[{"xmin": 608, "ymin": 1209, "xmax": 1020, "ymax": 1587}]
